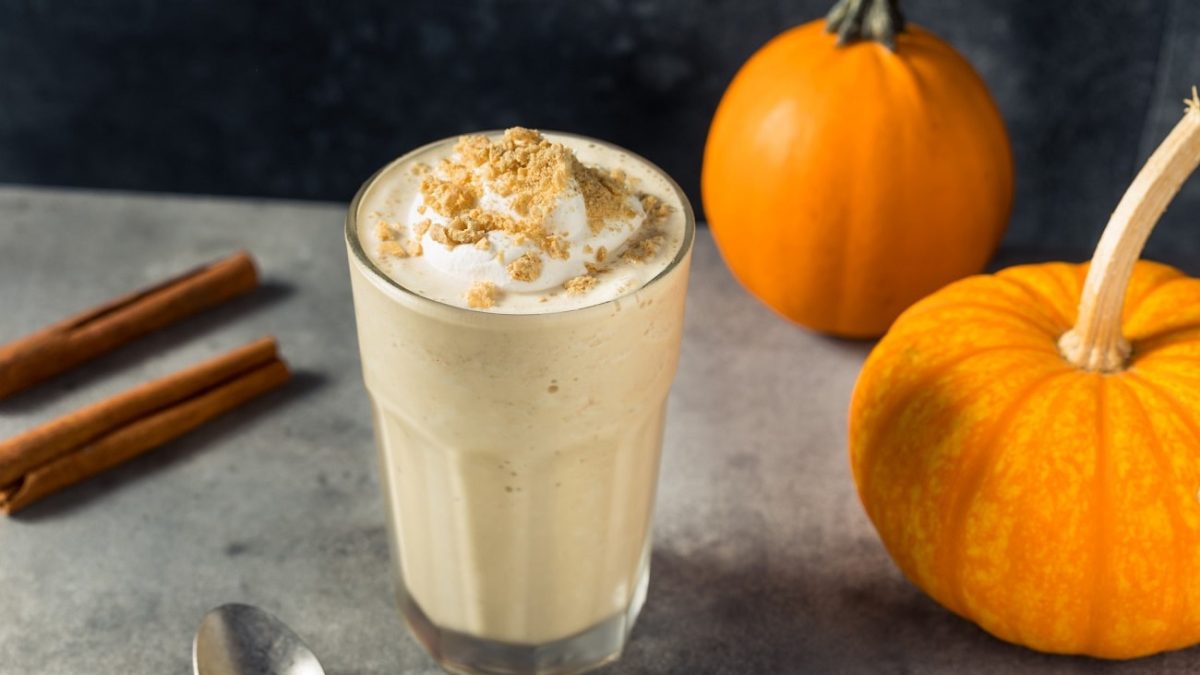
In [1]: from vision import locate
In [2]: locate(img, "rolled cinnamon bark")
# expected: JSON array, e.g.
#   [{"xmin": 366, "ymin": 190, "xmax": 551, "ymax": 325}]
[
  {"xmin": 0, "ymin": 251, "xmax": 258, "ymax": 400},
  {"xmin": 0, "ymin": 337, "xmax": 290, "ymax": 514}
]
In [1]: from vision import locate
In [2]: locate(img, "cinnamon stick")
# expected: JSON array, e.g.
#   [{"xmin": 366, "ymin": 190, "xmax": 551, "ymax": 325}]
[
  {"xmin": 0, "ymin": 251, "xmax": 258, "ymax": 400},
  {"xmin": 0, "ymin": 337, "xmax": 290, "ymax": 514}
]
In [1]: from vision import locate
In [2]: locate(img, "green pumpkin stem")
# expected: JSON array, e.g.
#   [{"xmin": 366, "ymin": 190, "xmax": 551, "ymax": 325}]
[
  {"xmin": 825, "ymin": 0, "xmax": 906, "ymax": 51},
  {"xmin": 1059, "ymin": 87, "xmax": 1200, "ymax": 373}
]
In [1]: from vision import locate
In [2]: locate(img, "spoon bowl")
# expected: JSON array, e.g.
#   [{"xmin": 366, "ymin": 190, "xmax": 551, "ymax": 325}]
[{"xmin": 194, "ymin": 603, "xmax": 325, "ymax": 675}]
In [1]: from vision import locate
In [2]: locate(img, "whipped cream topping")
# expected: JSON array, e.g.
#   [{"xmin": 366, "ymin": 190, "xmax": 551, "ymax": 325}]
[
  {"xmin": 358, "ymin": 128, "xmax": 685, "ymax": 313},
  {"xmin": 411, "ymin": 173, "xmax": 645, "ymax": 293}
]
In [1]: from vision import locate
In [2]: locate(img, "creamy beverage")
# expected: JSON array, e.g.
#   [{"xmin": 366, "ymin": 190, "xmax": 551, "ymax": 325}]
[{"xmin": 345, "ymin": 129, "xmax": 693, "ymax": 674}]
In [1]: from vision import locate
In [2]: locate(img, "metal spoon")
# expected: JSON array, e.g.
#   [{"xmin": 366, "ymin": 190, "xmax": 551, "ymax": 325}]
[{"xmin": 193, "ymin": 603, "xmax": 326, "ymax": 675}]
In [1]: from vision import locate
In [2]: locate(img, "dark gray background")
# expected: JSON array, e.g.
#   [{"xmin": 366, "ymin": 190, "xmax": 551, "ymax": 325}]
[{"xmin": 2, "ymin": 0, "xmax": 1199, "ymax": 262}]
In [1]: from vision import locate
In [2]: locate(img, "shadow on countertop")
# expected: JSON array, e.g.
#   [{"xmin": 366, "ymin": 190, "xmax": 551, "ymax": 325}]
[{"xmin": 607, "ymin": 548, "xmax": 1194, "ymax": 674}]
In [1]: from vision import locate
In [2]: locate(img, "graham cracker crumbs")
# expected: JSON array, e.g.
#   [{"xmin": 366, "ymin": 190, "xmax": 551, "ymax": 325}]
[
  {"xmin": 564, "ymin": 275, "xmax": 598, "ymax": 295},
  {"xmin": 411, "ymin": 128, "xmax": 640, "ymax": 259},
  {"xmin": 379, "ymin": 241, "xmax": 409, "ymax": 258},
  {"xmin": 420, "ymin": 176, "xmax": 480, "ymax": 217},
  {"xmin": 375, "ymin": 217, "xmax": 423, "ymax": 259},
  {"xmin": 431, "ymin": 209, "xmax": 521, "ymax": 247},
  {"xmin": 429, "ymin": 225, "xmax": 450, "ymax": 246},
  {"xmin": 457, "ymin": 128, "xmax": 574, "ymax": 222},
  {"xmin": 621, "ymin": 233, "xmax": 666, "ymax": 264},
  {"xmin": 640, "ymin": 194, "xmax": 673, "ymax": 226},
  {"xmin": 544, "ymin": 234, "xmax": 570, "ymax": 260},
  {"xmin": 369, "ymin": 130, "xmax": 681, "ymax": 302},
  {"xmin": 466, "ymin": 281, "xmax": 500, "ymax": 309},
  {"xmin": 506, "ymin": 252, "xmax": 544, "ymax": 282},
  {"xmin": 578, "ymin": 169, "xmax": 637, "ymax": 234}
]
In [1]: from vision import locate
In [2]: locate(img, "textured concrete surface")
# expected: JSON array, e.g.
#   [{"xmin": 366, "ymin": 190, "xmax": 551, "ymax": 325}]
[{"xmin": 0, "ymin": 185, "xmax": 1197, "ymax": 673}]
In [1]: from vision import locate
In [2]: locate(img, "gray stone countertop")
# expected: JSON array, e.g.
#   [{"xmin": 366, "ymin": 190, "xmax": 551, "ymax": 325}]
[{"xmin": 0, "ymin": 185, "xmax": 1191, "ymax": 674}]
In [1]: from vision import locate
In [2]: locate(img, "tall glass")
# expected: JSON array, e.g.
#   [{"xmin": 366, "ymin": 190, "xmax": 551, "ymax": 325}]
[{"xmin": 345, "ymin": 133, "xmax": 695, "ymax": 675}]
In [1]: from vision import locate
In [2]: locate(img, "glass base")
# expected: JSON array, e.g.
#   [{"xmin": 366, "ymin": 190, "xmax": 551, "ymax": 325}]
[{"xmin": 398, "ymin": 558, "xmax": 650, "ymax": 675}]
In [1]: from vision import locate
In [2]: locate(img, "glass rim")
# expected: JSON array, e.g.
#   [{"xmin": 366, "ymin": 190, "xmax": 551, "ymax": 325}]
[{"xmin": 344, "ymin": 129, "xmax": 697, "ymax": 318}]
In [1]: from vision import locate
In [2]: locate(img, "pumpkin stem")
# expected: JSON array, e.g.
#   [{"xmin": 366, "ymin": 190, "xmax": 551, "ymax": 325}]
[
  {"xmin": 1059, "ymin": 87, "xmax": 1200, "ymax": 373},
  {"xmin": 825, "ymin": 0, "xmax": 906, "ymax": 51}
]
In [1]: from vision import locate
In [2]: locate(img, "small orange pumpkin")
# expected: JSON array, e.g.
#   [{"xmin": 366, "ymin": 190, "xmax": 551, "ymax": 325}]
[
  {"xmin": 849, "ymin": 92, "xmax": 1200, "ymax": 659},
  {"xmin": 702, "ymin": 0, "xmax": 1013, "ymax": 337}
]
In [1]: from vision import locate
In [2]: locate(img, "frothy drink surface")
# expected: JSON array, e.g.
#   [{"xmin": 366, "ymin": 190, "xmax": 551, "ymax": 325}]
[
  {"xmin": 357, "ymin": 128, "xmax": 687, "ymax": 312},
  {"xmin": 347, "ymin": 129, "xmax": 693, "ymax": 649}
]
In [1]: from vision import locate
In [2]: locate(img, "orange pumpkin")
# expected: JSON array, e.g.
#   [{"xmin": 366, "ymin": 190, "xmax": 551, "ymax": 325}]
[
  {"xmin": 702, "ymin": 0, "xmax": 1013, "ymax": 338},
  {"xmin": 849, "ymin": 92, "xmax": 1200, "ymax": 659}
]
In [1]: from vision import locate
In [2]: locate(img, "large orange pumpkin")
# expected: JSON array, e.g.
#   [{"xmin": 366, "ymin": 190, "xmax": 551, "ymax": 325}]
[
  {"xmin": 702, "ymin": 0, "xmax": 1013, "ymax": 338},
  {"xmin": 849, "ymin": 93, "xmax": 1200, "ymax": 658}
]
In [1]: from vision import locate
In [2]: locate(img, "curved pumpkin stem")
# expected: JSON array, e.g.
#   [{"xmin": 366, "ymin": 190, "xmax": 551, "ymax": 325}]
[
  {"xmin": 1059, "ymin": 87, "xmax": 1200, "ymax": 372},
  {"xmin": 825, "ymin": 0, "xmax": 906, "ymax": 51}
]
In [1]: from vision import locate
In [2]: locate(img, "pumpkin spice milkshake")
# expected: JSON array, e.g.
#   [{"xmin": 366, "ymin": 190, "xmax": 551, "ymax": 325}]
[{"xmin": 345, "ymin": 128, "xmax": 693, "ymax": 674}]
